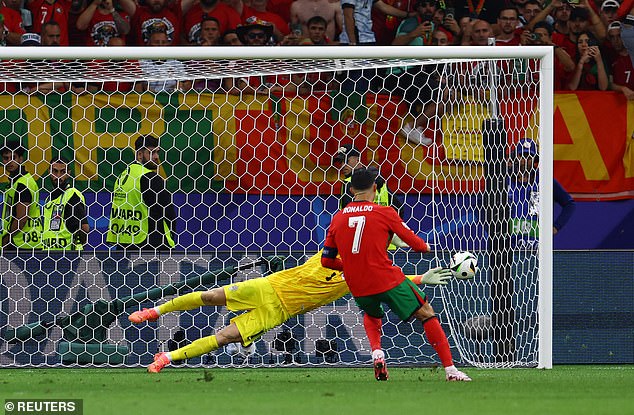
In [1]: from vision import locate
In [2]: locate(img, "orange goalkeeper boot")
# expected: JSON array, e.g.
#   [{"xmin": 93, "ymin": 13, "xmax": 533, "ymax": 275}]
[
  {"xmin": 128, "ymin": 308, "xmax": 160, "ymax": 324},
  {"xmin": 373, "ymin": 357, "xmax": 389, "ymax": 381},
  {"xmin": 148, "ymin": 352, "xmax": 170, "ymax": 373}
]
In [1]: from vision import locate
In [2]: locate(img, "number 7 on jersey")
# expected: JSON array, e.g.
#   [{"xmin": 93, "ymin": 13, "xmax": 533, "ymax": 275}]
[{"xmin": 348, "ymin": 216, "xmax": 365, "ymax": 254}]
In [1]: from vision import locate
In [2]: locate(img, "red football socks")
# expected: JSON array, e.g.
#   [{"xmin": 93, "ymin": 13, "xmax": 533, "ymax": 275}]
[
  {"xmin": 423, "ymin": 316, "xmax": 453, "ymax": 367},
  {"xmin": 363, "ymin": 314, "xmax": 383, "ymax": 352}
]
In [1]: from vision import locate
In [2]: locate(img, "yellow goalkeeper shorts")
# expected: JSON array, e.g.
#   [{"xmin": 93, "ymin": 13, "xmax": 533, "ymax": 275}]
[{"xmin": 223, "ymin": 277, "xmax": 291, "ymax": 346}]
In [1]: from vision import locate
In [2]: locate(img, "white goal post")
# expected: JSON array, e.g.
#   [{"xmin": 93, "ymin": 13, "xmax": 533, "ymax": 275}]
[{"xmin": 0, "ymin": 46, "xmax": 553, "ymax": 369}]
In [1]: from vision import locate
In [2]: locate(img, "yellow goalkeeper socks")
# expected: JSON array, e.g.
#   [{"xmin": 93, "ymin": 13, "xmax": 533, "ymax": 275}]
[
  {"xmin": 170, "ymin": 335, "xmax": 219, "ymax": 361},
  {"xmin": 158, "ymin": 292, "xmax": 205, "ymax": 315}
]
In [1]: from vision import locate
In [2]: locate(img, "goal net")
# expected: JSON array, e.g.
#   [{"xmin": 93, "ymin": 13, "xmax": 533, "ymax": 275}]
[{"xmin": 0, "ymin": 46, "xmax": 553, "ymax": 369}]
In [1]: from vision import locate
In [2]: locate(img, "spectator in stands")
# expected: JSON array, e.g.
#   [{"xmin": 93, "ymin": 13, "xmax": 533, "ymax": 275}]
[
  {"xmin": 432, "ymin": 27, "xmax": 451, "ymax": 45},
  {"xmin": 67, "ymin": 0, "xmax": 87, "ymax": 46},
  {"xmin": 339, "ymin": 0, "xmax": 412, "ymax": 46},
  {"xmin": 607, "ymin": 21, "xmax": 634, "ymax": 100},
  {"xmin": 517, "ymin": 0, "xmax": 546, "ymax": 28},
  {"xmin": 549, "ymin": 5, "xmax": 591, "ymax": 58},
  {"xmin": 27, "ymin": 0, "xmax": 71, "ymax": 45},
  {"xmin": 1, "ymin": 140, "xmax": 42, "ymax": 250},
  {"xmin": 76, "ymin": 0, "xmax": 132, "ymax": 46},
  {"xmin": 222, "ymin": 28, "xmax": 242, "ymax": 45},
  {"xmin": 6, "ymin": 0, "xmax": 31, "ymax": 31},
  {"xmin": 236, "ymin": 17, "xmax": 273, "ymax": 45},
  {"xmin": 134, "ymin": 29, "xmax": 192, "ymax": 93},
  {"xmin": 551, "ymin": 0, "xmax": 572, "ymax": 36},
  {"xmin": 495, "ymin": 6, "xmax": 522, "ymax": 46},
  {"xmin": 20, "ymin": 31, "xmax": 39, "ymax": 45},
  {"xmin": 568, "ymin": 30, "xmax": 609, "ymax": 90},
  {"xmin": 391, "ymin": 0, "xmax": 436, "ymax": 47},
  {"xmin": 599, "ymin": 0, "xmax": 620, "ymax": 27},
  {"xmin": 199, "ymin": 15, "xmax": 221, "ymax": 45},
  {"xmin": 461, "ymin": 18, "xmax": 493, "ymax": 45},
  {"xmin": 290, "ymin": 0, "xmax": 341, "ymax": 43},
  {"xmin": 371, "ymin": 0, "xmax": 411, "ymax": 46},
  {"xmin": 41, "ymin": 156, "xmax": 89, "ymax": 251},
  {"xmin": 453, "ymin": 0, "xmax": 503, "ymax": 24},
  {"xmin": 531, "ymin": 20, "xmax": 576, "ymax": 90},
  {"xmin": 0, "ymin": 0, "xmax": 26, "ymax": 45},
  {"xmin": 182, "ymin": 0, "xmax": 241, "ymax": 45},
  {"xmin": 106, "ymin": 135, "xmax": 177, "ymax": 251},
  {"xmin": 40, "ymin": 20, "xmax": 61, "ymax": 45},
  {"xmin": 438, "ymin": 7, "xmax": 461, "ymax": 40},
  {"xmin": 242, "ymin": 0, "xmax": 290, "ymax": 41},
  {"xmin": 128, "ymin": 0, "xmax": 181, "ymax": 46},
  {"xmin": 569, "ymin": 2, "xmax": 606, "ymax": 43},
  {"xmin": 300, "ymin": 15, "xmax": 335, "ymax": 45}
]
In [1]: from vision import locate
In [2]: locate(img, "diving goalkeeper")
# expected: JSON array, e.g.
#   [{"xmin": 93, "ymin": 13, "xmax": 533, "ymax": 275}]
[{"xmin": 128, "ymin": 251, "xmax": 452, "ymax": 375}]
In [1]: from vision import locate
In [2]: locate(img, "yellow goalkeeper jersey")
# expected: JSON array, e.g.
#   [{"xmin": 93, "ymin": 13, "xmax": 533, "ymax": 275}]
[{"xmin": 267, "ymin": 251, "xmax": 349, "ymax": 317}]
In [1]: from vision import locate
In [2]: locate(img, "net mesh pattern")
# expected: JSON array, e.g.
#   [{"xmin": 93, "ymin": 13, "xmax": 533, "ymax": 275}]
[{"xmin": 0, "ymin": 54, "xmax": 545, "ymax": 368}]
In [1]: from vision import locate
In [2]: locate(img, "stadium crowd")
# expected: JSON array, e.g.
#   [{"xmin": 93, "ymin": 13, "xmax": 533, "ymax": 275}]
[
  {"xmin": 0, "ymin": 0, "xmax": 632, "ymax": 140},
  {"xmin": 0, "ymin": 0, "xmax": 631, "ymax": 91}
]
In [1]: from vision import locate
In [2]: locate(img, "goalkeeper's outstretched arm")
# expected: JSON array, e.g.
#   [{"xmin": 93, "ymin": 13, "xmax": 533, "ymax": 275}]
[{"xmin": 407, "ymin": 267, "xmax": 452, "ymax": 286}]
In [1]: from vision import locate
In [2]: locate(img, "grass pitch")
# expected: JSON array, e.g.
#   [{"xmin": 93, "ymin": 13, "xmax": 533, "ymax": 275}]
[{"xmin": 2, "ymin": 366, "xmax": 634, "ymax": 415}]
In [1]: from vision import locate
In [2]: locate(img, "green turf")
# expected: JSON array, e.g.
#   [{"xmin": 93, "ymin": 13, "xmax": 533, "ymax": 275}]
[{"xmin": 2, "ymin": 366, "xmax": 634, "ymax": 415}]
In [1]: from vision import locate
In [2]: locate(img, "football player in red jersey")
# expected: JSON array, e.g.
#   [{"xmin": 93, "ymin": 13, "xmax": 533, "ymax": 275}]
[{"xmin": 321, "ymin": 167, "xmax": 471, "ymax": 382}]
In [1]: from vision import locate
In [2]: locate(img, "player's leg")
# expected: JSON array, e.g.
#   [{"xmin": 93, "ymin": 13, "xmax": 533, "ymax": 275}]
[
  {"xmin": 149, "ymin": 323, "xmax": 242, "ymax": 373},
  {"xmin": 148, "ymin": 277, "xmax": 289, "ymax": 373},
  {"xmin": 413, "ymin": 302, "xmax": 471, "ymax": 382},
  {"xmin": 129, "ymin": 287, "xmax": 226, "ymax": 323},
  {"xmin": 355, "ymin": 296, "xmax": 389, "ymax": 381},
  {"xmin": 384, "ymin": 279, "xmax": 471, "ymax": 381}
]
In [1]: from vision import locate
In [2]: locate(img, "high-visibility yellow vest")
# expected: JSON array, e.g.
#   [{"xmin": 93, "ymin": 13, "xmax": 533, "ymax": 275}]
[
  {"xmin": 1, "ymin": 173, "xmax": 42, "ymax": 249},
  {"xmin": 106, "ymin": 164, "xmax": 174, "ymax": 247},
  {"xmin": 42, "ymin": 186, "xmax": 86, "ymax": 250}
]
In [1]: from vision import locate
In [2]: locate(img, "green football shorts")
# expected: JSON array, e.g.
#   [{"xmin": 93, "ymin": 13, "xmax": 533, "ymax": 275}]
[{"xmin": 354, "ymin": 278, "xmax": 427, "ymax": 321}]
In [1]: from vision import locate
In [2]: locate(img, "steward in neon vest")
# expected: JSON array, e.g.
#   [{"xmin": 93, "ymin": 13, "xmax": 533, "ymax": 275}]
[
  {"xmin": 1, "ymin": 141, "xmax": 42, "ymax": 250},
  {"xmin": 107, "ymin": 135, "xmax": 176, "ymax": 250},
  {"xmin": 41, "ymin": 158, "xmax": 89, "ymax": 250}
]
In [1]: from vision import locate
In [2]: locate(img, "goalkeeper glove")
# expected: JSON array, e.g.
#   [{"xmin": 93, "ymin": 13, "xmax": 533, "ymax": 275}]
[
  {"xmin": 391, "ymin": 234, "xmax": 409, "ymax": 248},
  {"xmin": 412, "ymin": 267, "xmax": 452, "ymax": 285}
]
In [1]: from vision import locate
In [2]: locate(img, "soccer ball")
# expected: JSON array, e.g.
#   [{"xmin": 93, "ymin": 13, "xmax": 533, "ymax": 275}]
[{"xmin": 450, "ymin": 251, "xmax": 478, "ymax": 280}]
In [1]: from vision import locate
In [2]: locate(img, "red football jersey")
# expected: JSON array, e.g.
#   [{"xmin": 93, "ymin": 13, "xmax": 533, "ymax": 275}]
[
  {"xmin": 612, "ymin": 54, "xmax": 634, "ymax": 90},
  {"xmin": 182, "ymin": 2, "xmax": 241, "ymax": 44},
  {"xmin": 131, "ymin": 5, "xmax": 181, "ymax": 45},
  {"xmin": 29, "ymin": 0, "xmax": 71, "ymax": 46},
  {"xmin": 0, "ymin": 6, "xmax": 25, "ymax": 36},
  {"xmin": 86, "ymin": 10, "xmax": 130, "ymax": 46},
  {"xmin": 323, "ymin": 201, "xmax": 428, "ymax": 297}
]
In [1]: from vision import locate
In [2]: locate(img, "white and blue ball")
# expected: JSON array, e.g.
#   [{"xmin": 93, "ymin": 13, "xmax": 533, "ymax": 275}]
[{"xmin": 450, "ymin": 251, "xmax": 478, "ymax": 280}]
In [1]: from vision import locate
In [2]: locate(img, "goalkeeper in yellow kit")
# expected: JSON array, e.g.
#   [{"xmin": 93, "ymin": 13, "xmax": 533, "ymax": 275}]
[{"xmin": 129, "ymin": 251, "xmax": 451, "ymax": 373}]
